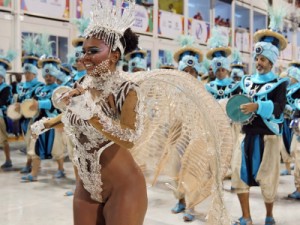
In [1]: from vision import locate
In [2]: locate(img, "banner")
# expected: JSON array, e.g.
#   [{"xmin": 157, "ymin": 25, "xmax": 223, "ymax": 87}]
[
  {"xmin": 21, "ymin": 0, "xmax": 70, "ymax": 19},
  {"xmin": 188, "ymin": 19, "xmax": 209, "ymax": 44},
  {"xmin": 158, "ymin": 10, "xmax": 184, "ymax": 38},
  {"xmin": 0, "ymin": 0, "xmax": 12, "ymax": 8},
  {"xmin": 132, "ymin": 4, "xmax": 153, "ymax": 33}
]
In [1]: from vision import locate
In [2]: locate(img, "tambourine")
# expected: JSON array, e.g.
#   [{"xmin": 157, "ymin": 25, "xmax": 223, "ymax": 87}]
[
  {"xmin": 51, "ymin": 86, "xmax": 72, "ymax": 111},
  {"xmin": 7, "ymin": 104, "xmax": 22, "ymax": 120},
  {"xmin": 226, "ymin": 95, "xmax": 254, "ymax": 124},
  {"xmin": 21, "ymin": 99, "xmax": 39, "ymax": 118}
]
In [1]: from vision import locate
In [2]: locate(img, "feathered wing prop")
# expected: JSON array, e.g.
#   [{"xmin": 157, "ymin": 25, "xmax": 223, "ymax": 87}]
[{"xmin": 125, "ymin": 69, "xmax": 233, "ymax": 224}]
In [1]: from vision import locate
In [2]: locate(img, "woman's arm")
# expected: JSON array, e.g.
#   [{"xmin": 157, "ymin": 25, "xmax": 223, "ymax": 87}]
[{"xmin": 88, "ymin": 90, "xmax": 138, "ymax": 149}]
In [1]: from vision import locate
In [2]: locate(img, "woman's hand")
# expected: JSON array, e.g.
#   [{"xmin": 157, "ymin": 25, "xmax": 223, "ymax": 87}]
[{"xmin": 240, "ymin": 103, "xmax": 258, "ymax": 114}]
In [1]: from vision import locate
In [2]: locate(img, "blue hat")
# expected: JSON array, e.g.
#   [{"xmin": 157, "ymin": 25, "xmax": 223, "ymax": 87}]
[
  {"xmin": 42, "ymin": 62, "xmax": 61, "ymax": 79},
  {"xmin": 22, "ymin": 35, "xmax": 42, "ymax": 75},
  {"xmin": 211, "ymin": 56, "xmax": 230, "ymax": 74},
  {"xmin": 0, "ymin": 49, "xmax": 17, "ymax": 78},
  {"xmin": 125, "ymin": 48, "xmax": 147, "ymax": 72},
  {"xmin": 253, "ymin": 3, "xmax": 288, "ymax": 65},
  {"xmin": 174, "ymin": 35, "xmax": 203, "ymax": 73},
  {"xmin": 206, "ymin": 27, "xmax": 231, "ymax": 60},
  {"xmin": 206, "ymin": 27, "xmax": 231, "ymax": 74}
]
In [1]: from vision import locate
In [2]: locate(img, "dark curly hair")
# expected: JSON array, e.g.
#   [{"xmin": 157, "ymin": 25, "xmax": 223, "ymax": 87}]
[{"xmin": 120, "ymin": 28, "xmax": 139, "ymax": 55}]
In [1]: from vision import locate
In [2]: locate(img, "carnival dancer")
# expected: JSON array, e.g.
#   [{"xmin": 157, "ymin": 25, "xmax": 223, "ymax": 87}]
[
  {"xmin": 288, "ymin": 99, "xmax": 300, "ymax": 200},
  {"xmin": 17, "ymin": 35, "xmax": 44, "ymax": 174},
  {"xmin": 125, "ymin": 48, "xmax": 147, "ymax": 72},
  {"xmin": 231, "ymin": 3, "xmax": 289, "ymax": 225},
  {"xmin": 171, "ymin": 34, "xmax": 204, "ymax": 222},
  {"xmin": 21, "ymin": 35, "xmax": 62, "ymax": 181},
  {"xmin": 30, "ymin": 1, "xmax": 233, "ymax": 224},
  {"xmin": 205, "ymin": 27, "xmax": 240, "ymax": 100},
  {"xmin": 280, "ymin": 62, "xmax": 300, "ymax": 176},
  {"xmin": 230, "ymin": 49, "xmax": 246, "ymax": 82},
  {"xmin": 0, "ymin": 50, "xmax": 16, "ymax": 169}
]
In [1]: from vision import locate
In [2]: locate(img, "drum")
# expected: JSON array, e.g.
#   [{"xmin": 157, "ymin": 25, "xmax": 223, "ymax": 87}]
[
  {"xmin": 21, "ymin": 99, "xmax": 39, "ymax": 118},
  {"xmin": 226, "ymin": 95, "xmax": 253, "ymax": 124},
  {"xmin": 51, "ymin": 86, "xmax": 72, "ymax": 111},
  {"xmin": 7, "ymin": 104, "xmax": 22, "ymax": 120}
]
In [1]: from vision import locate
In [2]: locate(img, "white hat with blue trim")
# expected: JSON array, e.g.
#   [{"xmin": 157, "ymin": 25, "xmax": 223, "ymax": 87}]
[{"xmin": 253, "ymin": 2, "xmax": 288, "ymax": 65}]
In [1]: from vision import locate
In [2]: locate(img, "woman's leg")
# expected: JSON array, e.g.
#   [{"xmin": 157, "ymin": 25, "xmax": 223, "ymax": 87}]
[{"xmin": 73, "ymin": 180, "xmax": 105, "ymax": 225}]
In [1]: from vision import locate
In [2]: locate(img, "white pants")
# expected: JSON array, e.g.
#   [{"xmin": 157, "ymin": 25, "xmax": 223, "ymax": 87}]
[{"xmin": 232, "ymin": 135, "xmax": 281, "ymax": 203}]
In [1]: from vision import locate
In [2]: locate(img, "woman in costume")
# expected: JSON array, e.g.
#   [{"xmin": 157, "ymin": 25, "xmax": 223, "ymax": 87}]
[{"xmin": 31, "ymin": 1, "xmax": 233, "ymax": 224}]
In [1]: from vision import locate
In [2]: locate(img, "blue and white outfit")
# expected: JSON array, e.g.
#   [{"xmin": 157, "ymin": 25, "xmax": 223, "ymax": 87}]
[
  {"xmin": 205, "ymin": 77, "xmax": 240, "ymax": 100},
  {"xmin": 232, "ymin": 71, "xmax": 288, "ymax": 202}
]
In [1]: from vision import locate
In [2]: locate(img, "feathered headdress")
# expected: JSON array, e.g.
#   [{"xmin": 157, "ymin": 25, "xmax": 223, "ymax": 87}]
[
  {"xmin": 37, "ymin": 34, "xmax": 61, "ymax": 69},
  {"xmin": 84, "ymin": 0, "xmax": 136, "ymax": 55},
  {"xmin": 206, "ymin": 27, "xmax": 231, "ymax": 60},
  {"xmin": 71, "ymin": 17, "xmax": 90, "ymax": 47},
  {"xmin": 173, "ymin": 35, "xmax": 203, "ymax": 63},
  {"xmin": 0, "ymin": 49, "xmax": 17, "ymax": 78},
  {"xmin": 253, "ymin": 0, "xmax": 288, "ymax": 51},
  {"xmin": 125, "ymin": 48, "xmax": 147, "ymax": 72},
  {"xmin": 231, "ymin": 49, "xmax": 244, "ymax": 68}
]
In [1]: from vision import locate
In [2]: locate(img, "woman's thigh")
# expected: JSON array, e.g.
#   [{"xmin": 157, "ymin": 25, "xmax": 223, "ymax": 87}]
[{"xmin": 73, "ymin": 181, "xmax": 105, "ymax": 225}]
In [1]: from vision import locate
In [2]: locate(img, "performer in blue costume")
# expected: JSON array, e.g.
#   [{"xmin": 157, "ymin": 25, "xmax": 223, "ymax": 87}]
[
  {"xmin": 280, "ymin": 62, "xmax": 300, "ymax": 176},
  {"xmin": 205, "ymin": 27, "xmax": 241, "ymax": 100},
  {"xmin": 0, "ymin": 50, "xmax": 16, "ymax": 169},
  {"xmin": 169, "ymin": 35, "xmax": 204, "ymax": 222},
  {"xmin": 173, "ymin": 35, "xmax": 203, "ymax": 81},
  {"xmin": 231, "ymin": 4, "xmax": 289, "ymax": 225},
  {"xmin": 17, "ymin": 35, "xmax": 44, "ymax": 174},
  {"xmin": 21, "ymin": 34, "xmax": 61, "ymax": 182},
  {"xmin": 125, "ymin": 48, "xmax": 147, "ymax": 73}
]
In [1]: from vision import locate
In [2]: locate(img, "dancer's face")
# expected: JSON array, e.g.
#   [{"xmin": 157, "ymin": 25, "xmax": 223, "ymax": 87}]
[
  {"xmin": 255, "ymin": 55, "xmax": 272, "ymax": 75},
  {"xmin": 215, "ymin": 68, "xmax": 228, "ymax": 80},
  {"xmin": 81, "ymin": 37, "xmax": 120, "ymax": 74},
  {"xmin": 183, "ymin": 66, "xmax": 198, "ymax": 78},
  {"xmin": 82, "ymin": 38, "xmax": 111, "ymax": 74},
  {"xmin": 24, "ymin": 72, "xmax": 35, "ymax": 82},
  {"xmin": 44, "ymin": 74, "xmax": 56, "ymax": 85}
]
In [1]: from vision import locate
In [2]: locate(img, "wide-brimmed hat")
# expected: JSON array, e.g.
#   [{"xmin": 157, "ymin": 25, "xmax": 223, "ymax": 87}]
[
  {"xmin": 0, "ymin": 58, "xmax": 12, "ymax": 70},
  {"xmin": 38, "ymin": 57, "xmax": 61, "ymax": 69},
  {"xmin": 125, "ymin": 48, "xmax": 147, "ymax": 61},
  {"xmin": 253, "ymin": 30, "xmax": 287, "ymax": 50},
  {"xmin": 289, "ymin": 61, "xmax": 300, "ymax": 68},
  {"xmin": 206, "ymin": 46, "xmax": 231, "ymax": 60},
  {"xmin": 174, "ymin": 46, "xmax": 203, "ymax": 63}
]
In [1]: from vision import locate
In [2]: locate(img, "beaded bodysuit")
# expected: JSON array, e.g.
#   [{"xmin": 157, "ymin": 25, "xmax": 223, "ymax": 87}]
[{"xmin": 61, "ymin": 71, "xmax": 140, "ymax": 203}]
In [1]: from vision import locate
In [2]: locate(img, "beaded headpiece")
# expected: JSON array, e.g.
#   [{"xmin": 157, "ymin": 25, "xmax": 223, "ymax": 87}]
[{"xmin": 84, "ymin": 0, "xmax": 136, "ymax": 56}]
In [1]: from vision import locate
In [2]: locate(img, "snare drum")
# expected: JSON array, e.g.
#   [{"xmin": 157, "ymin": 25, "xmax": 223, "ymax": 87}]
[
  {"xmin": 51, "ymin": 86, "xmax": 72, "ymax": 111},
  {"xmin": 226, "ymin": 95, "xmax": 254, "ymax": 124},
  {"xmin": 21, "ymin": 99, "xmax": 39, "ymax": 118},
  {"xmin": 7, "ymin": 104, "xmax": 22, "ymax": 120}
]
